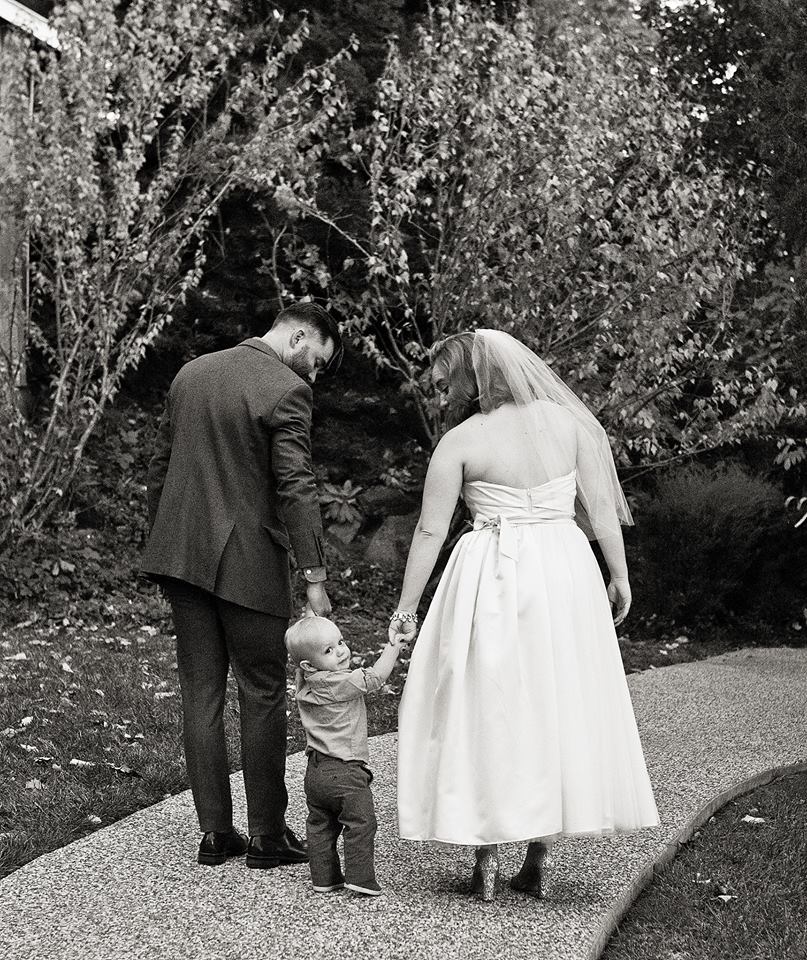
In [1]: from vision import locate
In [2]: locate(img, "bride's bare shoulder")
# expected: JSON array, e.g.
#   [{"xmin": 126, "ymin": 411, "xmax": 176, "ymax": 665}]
[{"xmin": 442, "ymin": 413, "xmax": 486, "ymax": 442}]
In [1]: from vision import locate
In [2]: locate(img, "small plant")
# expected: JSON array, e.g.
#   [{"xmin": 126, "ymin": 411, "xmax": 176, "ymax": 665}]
[
  {"xmin": 380, "ymin": 465, "xmax": 418, "ymax": 491},
  {"xmin": 319, "ymin": 480, "xmax": 364, "ymax": 527}
]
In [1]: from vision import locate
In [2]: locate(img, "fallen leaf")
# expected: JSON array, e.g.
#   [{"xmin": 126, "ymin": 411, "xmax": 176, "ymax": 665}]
[
  {"xmin": 60, "ymin": 661, "xmax": 74, "ymax": 674},
  {"xmin": 33, "ymin": 756, "xmax": 54, "ymax": 765},
  {"xmin": 3, "ymin": 652, "xmax": 27, "ymax": 661},
  {"xmin": 741, "ymin": 814, "xmax": 766, "ymax": 825},
  {"xmin": 139, "ymin": 625, "xmax": 158, "ymax": 636},
  {"xmin": 25, "ymin": 779, "xmax": 44, "ymax": 790},
  {"xmin": 69, "ymin": 758, "xmax": 96, "ymax": 768},
  {"xmin": 13, "ymin": 615, "xmax": 38, "ymax": 629},
  {"xmin": 86, "ymin": 815, "xmax": 102, "ymax": 825},
  {"xmin": 20, "ymin": 716, "xmax": 33, "ymax": 727},
  {"xmin": 714, "ymin": 894, "xmax": 737, "ymax": 903},
  {"xmin": 154, "ymin": 691, "xmax": 176, "ymax": 699},
  {"xmin": 103, "ymin": 762, "xmax": 140, "ymax": 778}
]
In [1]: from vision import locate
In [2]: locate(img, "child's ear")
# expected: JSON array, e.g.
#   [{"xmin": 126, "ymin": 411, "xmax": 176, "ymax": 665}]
[{"xmin": 300, "ymin": 659, "xmax": 312, "ymax": 671}]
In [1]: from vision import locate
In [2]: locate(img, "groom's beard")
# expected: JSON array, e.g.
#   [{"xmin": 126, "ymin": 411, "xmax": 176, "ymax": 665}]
[{"xmin": 289, "ymin": 345, "xmax": 311, "ymax": 380}]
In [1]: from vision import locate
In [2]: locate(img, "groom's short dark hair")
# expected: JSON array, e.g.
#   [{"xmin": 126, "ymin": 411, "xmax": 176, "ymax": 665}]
[{"xmin": 273, "ymin": 302, "xmax": 344, "ymax": 375}]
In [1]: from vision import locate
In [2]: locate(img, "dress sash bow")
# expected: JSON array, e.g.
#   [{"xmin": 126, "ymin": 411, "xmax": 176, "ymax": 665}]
[{"xmin": 472, "ymin": 510, "xmax": 573, "ymax": 576}]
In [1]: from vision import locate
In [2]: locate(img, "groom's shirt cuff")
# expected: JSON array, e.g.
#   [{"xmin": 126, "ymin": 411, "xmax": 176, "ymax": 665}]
[{"xmin": 303, "ymin": 566, "xmax": 327, "ymax": 583}]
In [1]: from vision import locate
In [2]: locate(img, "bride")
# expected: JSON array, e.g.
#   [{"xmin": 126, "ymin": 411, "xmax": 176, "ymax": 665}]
[{"xmin": 389, "ymin": 329, "xmax": 659, "ymax": 901}]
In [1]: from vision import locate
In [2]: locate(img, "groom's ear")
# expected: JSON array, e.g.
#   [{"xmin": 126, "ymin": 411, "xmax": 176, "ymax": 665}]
[{"xmin": 290, "ymin": 327, "xmax": 306, "ymax": 347}]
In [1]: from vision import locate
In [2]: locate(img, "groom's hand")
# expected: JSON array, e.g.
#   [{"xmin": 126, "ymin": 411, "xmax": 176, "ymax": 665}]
[{"xmin": 305, "ymin": 582, "xmax": 332, "ymax": 617}]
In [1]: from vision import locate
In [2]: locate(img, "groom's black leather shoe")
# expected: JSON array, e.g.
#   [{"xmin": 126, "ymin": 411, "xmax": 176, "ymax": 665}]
[
  {"xmin": 197, "ymin": 829, "xmax": 248, "ymax": 866},
  {"xmin": 246, "ymin": 827, "xmax": 309, "ymax": 869}
]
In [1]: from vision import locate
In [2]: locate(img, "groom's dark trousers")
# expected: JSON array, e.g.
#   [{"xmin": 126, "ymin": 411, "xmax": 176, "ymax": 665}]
[{"xmin": 141, "ymin": 338, "xmax": 326, "ymax": 837}]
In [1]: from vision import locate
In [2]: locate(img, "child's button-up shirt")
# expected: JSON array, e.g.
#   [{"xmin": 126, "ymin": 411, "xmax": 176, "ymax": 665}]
[{"xmin": 295, "ymin": 666, "xmax": 383, "ymax": 764}]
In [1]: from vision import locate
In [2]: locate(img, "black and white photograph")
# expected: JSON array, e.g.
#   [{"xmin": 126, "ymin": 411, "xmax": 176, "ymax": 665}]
[{"xmin": 1, "ymin": 1, "xmax": 805, "ymax": 958}]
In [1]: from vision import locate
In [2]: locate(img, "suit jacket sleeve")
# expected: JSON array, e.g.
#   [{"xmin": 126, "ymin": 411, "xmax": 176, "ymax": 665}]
[
  {"xmin": 270, "ymin": 382, "xmax": 326, "ymax": 571},
  {"xmin": 146, "ymin": 399, "xmax": 172, "ymax": 533}
]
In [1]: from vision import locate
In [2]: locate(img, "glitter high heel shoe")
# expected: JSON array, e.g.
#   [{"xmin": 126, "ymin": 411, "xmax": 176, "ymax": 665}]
[
  {"xmin": 470, "ymin": 846, "xmax": 500, "ymax": 902},
  {"xmin": 510, "ymin": 840, "xmax": 553, "ymax": 898}
]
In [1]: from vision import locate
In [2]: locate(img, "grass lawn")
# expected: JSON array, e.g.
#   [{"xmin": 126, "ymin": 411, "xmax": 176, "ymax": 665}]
[{"xmin": 603, "ymin": 770, "xmax": 807, "ymax": 960}]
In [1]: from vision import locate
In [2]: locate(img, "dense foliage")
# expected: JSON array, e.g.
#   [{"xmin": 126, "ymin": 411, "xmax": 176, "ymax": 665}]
[
  {"xmin": 0, "ymin": 0, "xmax": 804, "ymax": 546},
  {"xmin": 284, "ymin": 3, "xmax": 804, "ymax": 458},
  {"xmin": 641, "ymin": 0, "xmax": 807, "ymax": 470},
  {"xmin": 0, "ymin": 0, "xmax": 350, "ymax": 544}
]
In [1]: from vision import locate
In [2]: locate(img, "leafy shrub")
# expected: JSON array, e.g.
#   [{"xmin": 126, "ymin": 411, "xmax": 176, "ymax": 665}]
[
  {"xmin": 630, "ymin": 462, "xmax": 807, "ymax": 630},
  {"xmin": 284, "ymin": 1, "xmax": 803, "ymax": 458},
  {"xmin": 0, "ymin": 1, "xmax": 352, "ymax": 546}
]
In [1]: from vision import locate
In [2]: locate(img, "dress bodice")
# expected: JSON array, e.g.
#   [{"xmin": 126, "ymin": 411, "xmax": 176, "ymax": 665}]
[{"xmin": 462, "ymin": 470, "xmax": 576, "ymax": 522}]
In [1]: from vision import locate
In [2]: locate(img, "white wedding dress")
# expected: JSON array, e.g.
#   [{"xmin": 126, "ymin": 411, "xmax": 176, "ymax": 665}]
[{"xmin": 397, "ymin": 470, "xmax": 659, "ymax": 845}]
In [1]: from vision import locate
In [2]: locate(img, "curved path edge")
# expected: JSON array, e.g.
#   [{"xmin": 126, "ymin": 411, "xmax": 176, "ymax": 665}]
[{"xmin": 588, "ymin": 758, "xmax": 807, "ymax": 960}]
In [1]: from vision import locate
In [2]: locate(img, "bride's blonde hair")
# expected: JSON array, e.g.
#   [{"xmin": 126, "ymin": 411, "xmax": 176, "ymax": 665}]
[{"xmin": 430, "ymin": 331, "xmax": 517, "ymax": 428}]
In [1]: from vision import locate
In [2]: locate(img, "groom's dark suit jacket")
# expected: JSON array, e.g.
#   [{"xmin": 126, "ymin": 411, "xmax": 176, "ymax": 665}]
[{"xmin": 141, "ymin": 338, "xmax": 325, "ymax": 617}]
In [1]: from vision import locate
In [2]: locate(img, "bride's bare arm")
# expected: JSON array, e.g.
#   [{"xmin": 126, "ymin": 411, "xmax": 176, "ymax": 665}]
[
  {"xmin": 575, "ymin": 422, "xmax": 631, "ymax": 624},
  {"xmin": 392, "ymin": 433, "xmax": 464, "ymax": 629}
]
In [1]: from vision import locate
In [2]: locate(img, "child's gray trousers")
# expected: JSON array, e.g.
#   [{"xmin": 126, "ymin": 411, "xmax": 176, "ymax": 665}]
[{"xmin": 304, "ymin": 749, "xmax": 377, "ymax": 887}]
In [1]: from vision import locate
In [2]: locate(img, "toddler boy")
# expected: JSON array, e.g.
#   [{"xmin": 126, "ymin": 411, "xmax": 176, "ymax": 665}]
[{"xmin": 285, "ymin": 616, "xmax": 404, "ymax": 896}]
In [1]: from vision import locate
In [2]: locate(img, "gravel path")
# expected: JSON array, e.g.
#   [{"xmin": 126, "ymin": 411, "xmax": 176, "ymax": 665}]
[{"xmin": 2, "ymin": 647, "xmax": 805, "ymax": 960}]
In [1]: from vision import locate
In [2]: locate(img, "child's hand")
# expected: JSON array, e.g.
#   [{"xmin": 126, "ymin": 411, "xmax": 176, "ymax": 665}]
[{"xmin": 388, "ymin": 618, "xmax": 417, "ymax": 647}]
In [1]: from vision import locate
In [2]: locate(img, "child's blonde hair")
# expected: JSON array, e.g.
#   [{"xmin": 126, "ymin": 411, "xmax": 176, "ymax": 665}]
[{"xmin": 285, "ymin": 616, "xmax": 335, "ymax": 665}]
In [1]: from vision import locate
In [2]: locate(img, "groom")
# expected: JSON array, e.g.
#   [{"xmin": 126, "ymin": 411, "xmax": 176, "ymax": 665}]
[{"xmin": 141, "ymin": 302, "xmax": 343, "ymax": 868}]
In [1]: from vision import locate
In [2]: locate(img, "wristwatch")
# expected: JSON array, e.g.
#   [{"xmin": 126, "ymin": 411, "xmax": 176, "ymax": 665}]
[{"xmin": 303, "ymin": 566, "xmax": 327, "ymax": 584}]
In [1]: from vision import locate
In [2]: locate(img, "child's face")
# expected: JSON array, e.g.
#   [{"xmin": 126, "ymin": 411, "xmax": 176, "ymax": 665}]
[{"xmin": 305, "ymin": 621, "xmax": 351, "ymax": 672}]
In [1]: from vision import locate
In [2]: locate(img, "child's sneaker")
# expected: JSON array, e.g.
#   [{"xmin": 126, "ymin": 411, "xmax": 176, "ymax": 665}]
[{"xmin": 345, "ymin": 879, "xmax": 382, "ymax": 896}]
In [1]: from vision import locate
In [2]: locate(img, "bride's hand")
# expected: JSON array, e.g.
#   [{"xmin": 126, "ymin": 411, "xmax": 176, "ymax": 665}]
[
  {"xmin": 388, "ymin": 617, "xmax": 418, "ymax": 647},
  {"xmin": 607, "ymin": 577, "xmax": 631, "ymax": 627}
]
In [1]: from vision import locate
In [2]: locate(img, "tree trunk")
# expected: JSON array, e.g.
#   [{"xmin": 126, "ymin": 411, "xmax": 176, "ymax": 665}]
[{"xmin": 0, "ymin": 24, "xmax": 31, "ymax": 416}]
